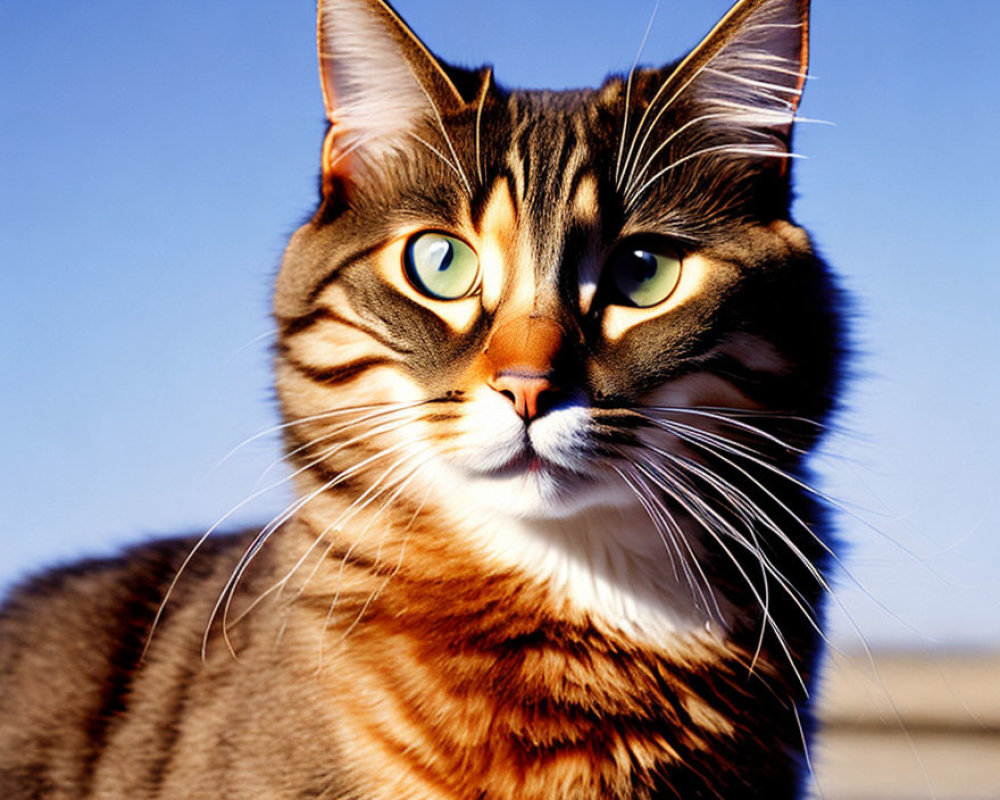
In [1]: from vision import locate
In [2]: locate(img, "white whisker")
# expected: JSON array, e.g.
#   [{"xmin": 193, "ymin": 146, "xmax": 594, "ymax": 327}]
[
  {"xmin": 615, "ymin": 2, "xmax": 659, "ymax": 188},
  {"xmin": 405, "ymin": 62, "xmax": 472, "ymax": 196},
  {"xmin": 615, "ymin": 464, "xmax": 725, "ymax": 624},
  {"xmin": 632, "ymin": 411, "xmax": 918, "ymax": 694},
  {"xmin": 333, "ymin": 453, "xmax": 434, "ymax": 647},
  {"xmin": 211, "ymin": 400, "xmax": 420, "ymax": 474},
  {"xmin": 627, "ymin": 144, "xmax": 799, "ymax": 209},
  {"xmin": 253, "ymin": 403, "xmax": 424, "ymax": 489},
  {"xmin": 623, "ymin": 111, "xmax": 732, "ymax": 200},
  {"xmin": 703, "ymin": 66, "xmax": 802, "ymax": 97},
  {"xmin": 632, "ymin": 455, "xmax": 809, "ymax": 691},
  {"xmin": 228, "ymin": 445, "xmax": 430, "ymax": 631},
  {"xmin": 206, "ymin": 424, "xmax": 418, "ymax": 658},
  {"xmin": 144, "ymin": 411, "xmax": 402, "ymax": 657},
  {"xmin": 410, "ymin": 133, "xmax": 468, "ymax": 186}
]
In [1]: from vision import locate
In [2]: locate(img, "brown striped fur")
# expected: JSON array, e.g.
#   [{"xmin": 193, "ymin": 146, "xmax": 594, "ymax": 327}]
[{"xmin": 0, "ymin": 0, "xmax": 843, "ymax": 797}]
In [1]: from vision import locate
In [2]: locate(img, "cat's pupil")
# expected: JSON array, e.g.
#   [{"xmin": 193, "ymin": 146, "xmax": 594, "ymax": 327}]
[
  {"xmin": 430, "ymin": 239, "xmax": 454, "ymax": 272},
  {"xmin": 630, "ymin": 250, "xmax": 658, "ymax": 283}
]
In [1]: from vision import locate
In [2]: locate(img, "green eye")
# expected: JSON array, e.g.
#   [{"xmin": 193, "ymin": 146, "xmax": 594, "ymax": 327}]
[
  {"xmin": 403, "ymin": 232, "xmax": 479, "ymax": 300},
  {"xmin": 608, "ymin": 247, "xmax": 682, "ymax": 308}
]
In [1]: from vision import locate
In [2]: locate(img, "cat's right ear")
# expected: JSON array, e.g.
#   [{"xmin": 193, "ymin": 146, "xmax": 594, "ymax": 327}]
[{"xmin": 317, "ymin": 0, "xmax": 465, "ymax": 200}]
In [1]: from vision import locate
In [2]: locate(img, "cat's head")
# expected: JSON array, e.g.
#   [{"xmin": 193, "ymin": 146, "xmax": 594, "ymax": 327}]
[{"xmin": 273, "ymin": 0, "xmax": 841, "ymax": 528}]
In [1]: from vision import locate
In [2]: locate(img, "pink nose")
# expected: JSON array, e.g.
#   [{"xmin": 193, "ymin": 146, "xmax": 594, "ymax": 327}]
[
  {"xmin": 490, "ymin": 372, "xmax": 554, "ymax": 421},
  {"xmin": 483, "ymin": 315, "xmax": 566, "ymax": 422}
]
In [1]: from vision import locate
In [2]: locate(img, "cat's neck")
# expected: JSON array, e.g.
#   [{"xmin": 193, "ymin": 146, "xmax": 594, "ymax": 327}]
[
  {"xmin": 467, "ymin": 504, "xmax": 735, "ymax": 644},
  {"xmin": 282, "ymin": 482, "xmax": 733, "ymax": 649}
]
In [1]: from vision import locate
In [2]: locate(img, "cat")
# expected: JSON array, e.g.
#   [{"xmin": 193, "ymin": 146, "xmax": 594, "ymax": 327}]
[{"xmin": 0, "ymin": 0, "xmax": 845, "ymax": 797}]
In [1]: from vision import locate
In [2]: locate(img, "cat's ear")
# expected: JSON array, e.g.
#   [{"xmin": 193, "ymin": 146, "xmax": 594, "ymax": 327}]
[
  {"xmin": 317, "ymin": 0, "xmax": 465, "ymax": 197},
  {"xmin": 664, "ymin": 0, "xmax": 810, "ymax": 158}
]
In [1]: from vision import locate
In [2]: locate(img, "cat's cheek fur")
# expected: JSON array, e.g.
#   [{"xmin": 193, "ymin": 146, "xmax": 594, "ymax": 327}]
[{"xmin": 644, "ymin": 371, "xmax": 764, "ymax": 414}]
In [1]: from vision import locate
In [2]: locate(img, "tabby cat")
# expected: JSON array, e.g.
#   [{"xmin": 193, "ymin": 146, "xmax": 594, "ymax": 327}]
[{"xmin": 0, "ymin": 0, "xmax": 844, "ymax": 797}]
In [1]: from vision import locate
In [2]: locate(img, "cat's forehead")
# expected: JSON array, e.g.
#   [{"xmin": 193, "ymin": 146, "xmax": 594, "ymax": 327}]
[
  {"xmin": 486, "ymin": 99, "xmax": 602, "ymax": 218},
  {"xmin": 478, "ymin": 79, "xmax": 699, "ymax": 250},
  {"xmin": 463, "ymin": 88, "xmax": 617, "ymax": 282},
  {"xmin": 499, "ymin": 86, "xmax": 613, "ymax": 187}
]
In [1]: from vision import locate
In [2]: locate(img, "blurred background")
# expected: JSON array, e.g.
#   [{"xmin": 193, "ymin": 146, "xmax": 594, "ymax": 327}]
[{"xmin": 2, "ymin": 2, "xmax": 998, "ymax": 797}]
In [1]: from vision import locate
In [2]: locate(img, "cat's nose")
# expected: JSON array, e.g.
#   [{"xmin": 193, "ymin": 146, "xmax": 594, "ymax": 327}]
[
  {"xmin": 484, "ymin": 315, "xmax": 566, "ymax": 422},
  {"xmin": 490, "ymin": 371, "xmax": 557, "ymax": 421}
]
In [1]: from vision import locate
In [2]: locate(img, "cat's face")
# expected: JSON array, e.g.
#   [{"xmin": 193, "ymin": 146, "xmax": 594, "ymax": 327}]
[{"xmin": 274, "ymin": 0, "xmax": 840, "ymax": 531}]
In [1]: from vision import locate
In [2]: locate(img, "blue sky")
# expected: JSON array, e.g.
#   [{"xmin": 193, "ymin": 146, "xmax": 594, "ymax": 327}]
[{"xmin": 2, "ymin": 0, "xmax": 998, "ymax": 649}]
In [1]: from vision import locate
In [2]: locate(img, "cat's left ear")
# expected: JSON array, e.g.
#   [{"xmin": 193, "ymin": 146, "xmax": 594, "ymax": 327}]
[
  {"xmin": 662, "ymin": 0, "xmax": 810, "ymax": 159},
  {"xmin": 317, "ymin": 0, "xmax": 466, "ymax": 198}
]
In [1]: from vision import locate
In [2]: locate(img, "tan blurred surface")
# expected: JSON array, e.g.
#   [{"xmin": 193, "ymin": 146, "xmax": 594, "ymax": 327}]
[{"xmin": 811, "ymin": 651, "xmax": 1000, "ymax": 800}]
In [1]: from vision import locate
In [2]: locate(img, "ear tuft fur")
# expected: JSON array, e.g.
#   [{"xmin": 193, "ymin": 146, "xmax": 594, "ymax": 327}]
[
  {"xmin": 619, "ymin": 0, "xmax": 811, "ymax": 205},
  {"xmin": 686, "ymin": 0, "xmax": 810, "ymax": 145}
]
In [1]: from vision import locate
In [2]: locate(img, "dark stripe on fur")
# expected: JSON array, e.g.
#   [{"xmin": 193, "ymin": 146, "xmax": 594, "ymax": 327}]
[
  {"xmin": 78, "ymin": 553, "xmax": 182, "ymax": 792},
  {"xmin": 142, "ymin": 660, "xmax": 196, "ymax": 792},
  {"xmin": 281, "ymin": 307, "xmax": 414, "ymax": 355},
  {"xmin": 286, "ymin": 355, "xmax": 397, "ymax": 386},
  {"xmin": 305, "ymin": 242, "xmax": 385, "ymax": 304}
]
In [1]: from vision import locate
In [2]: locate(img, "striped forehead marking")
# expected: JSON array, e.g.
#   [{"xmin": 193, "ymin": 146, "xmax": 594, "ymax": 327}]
[
  {"xmin": 478, "ymin": 178, "xmax": 522, "ymax": 313},
  {"xmin": 497, "ymin": 108, "xmax": 597, "ymax": 315},
  {"xmin": 572, "ymin": 173, "xmax": 600, "ymax": 224}
]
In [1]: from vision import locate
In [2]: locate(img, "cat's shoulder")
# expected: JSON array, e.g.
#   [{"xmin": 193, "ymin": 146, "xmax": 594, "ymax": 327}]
[
  {"xmin": 0, "ymin": 532, "xmax": 254, "ymax": 792},
  {"xmin": 0, "ymin": 531, "xmax": 253, "ymax": 682},
  {"xmin": 3, "ymin": 533, "xmax": 239, "ymax": 625}
]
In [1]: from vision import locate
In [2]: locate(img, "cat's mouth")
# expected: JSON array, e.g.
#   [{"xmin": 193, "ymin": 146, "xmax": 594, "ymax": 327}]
[
  {"xmin": 477, "ymin": 438, "xmax": 590, "ymax": 483},
  {"xmin": 451, "ymin": 400, "xmax": 598, "ymax": 482},
  {"xmin": 481, "ymin": 450, "xmax": 553, "ymax": 479}
]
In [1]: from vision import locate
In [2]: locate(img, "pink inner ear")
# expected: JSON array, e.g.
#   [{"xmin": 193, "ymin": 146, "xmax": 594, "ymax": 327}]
[
  {"xmin": 316, "ymin": 0, "xmax": 466, "ymax": 189},
  {"xmin": 317, "ymin": 0, "xmax": 429, "ymax": 182}
]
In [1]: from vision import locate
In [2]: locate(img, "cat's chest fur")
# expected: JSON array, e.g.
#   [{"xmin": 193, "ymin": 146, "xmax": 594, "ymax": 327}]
[
  {"xmin": 0, "ymin": 526, "xmax": 801, "ymax": 800},
  {"xmin": 256, "ymin": 514, "xmax": 801, "ymax": 800}
]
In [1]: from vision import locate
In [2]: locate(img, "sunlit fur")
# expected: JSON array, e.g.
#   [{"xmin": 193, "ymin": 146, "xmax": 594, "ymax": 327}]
[{"xmin": 0, "ymin": 1, "xmax": 844, "ymax": 798}]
